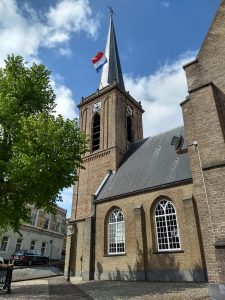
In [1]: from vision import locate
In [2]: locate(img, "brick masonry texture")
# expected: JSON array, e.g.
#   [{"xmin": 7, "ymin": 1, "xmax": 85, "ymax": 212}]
[
  {"xmin": 94, "ymin": 184, "xmax": 205, "ymax": 282},
  {"xmin": 65, "ymin": 2, "xmax": 225, "ymax": 299},
  {"xmin": 181, "ymin": 1, "xmax": 225, "ymax": 298}
]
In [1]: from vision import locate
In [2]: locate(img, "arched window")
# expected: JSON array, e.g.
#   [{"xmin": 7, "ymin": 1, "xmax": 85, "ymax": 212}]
[
  {"xmin": 92, "ymin": 113, "xmax": 100, "ymax": 152},
  {"xmin": 155, "ymin": 199, "xmax": 181, "ymax": 251},
  {"xmin": 108, "ymin": 209, "xmax": 125, "ymax": 254},
  {"xmin": 127, "ymin": 116, "xmax": 133, "ymax": 142}
]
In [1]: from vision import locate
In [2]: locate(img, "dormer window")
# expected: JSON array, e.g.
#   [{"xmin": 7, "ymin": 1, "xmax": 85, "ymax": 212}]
[{"xmin": 92, "ymin": 113, "xmax": 100, "ymax": 152}]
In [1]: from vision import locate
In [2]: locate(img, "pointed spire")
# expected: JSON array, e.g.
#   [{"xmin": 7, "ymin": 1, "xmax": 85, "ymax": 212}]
[{"xmin": 100, "ymin": 10, "xmax": 125, "ymax": 90}]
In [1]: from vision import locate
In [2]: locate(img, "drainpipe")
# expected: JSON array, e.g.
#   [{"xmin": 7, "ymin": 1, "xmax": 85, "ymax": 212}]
[
  {"xmin": 91, "ymin": 194, "xmax": 97, "ymax": 280},
  {"xmin": 188, "ymin": 141, "xmax": 215, "ymax": 243}
]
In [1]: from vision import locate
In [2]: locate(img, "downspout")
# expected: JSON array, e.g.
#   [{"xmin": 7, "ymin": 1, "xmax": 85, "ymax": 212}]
[
  {"xmin": 74, "ymin": 179, "xmax": 80, "ymax": 219},
  {"xmin": 91, "ymin": 194, "xmax": 96, "ymax": 280},
  {"xmin": 188, "ymin": 141, "xmax": 215, "ymax": 243}
]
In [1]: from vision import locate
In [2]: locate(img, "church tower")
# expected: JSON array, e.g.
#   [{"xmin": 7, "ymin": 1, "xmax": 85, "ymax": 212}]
[{"xmin": 66, "ymin": 12, "xmax": 144, "ymax": 280}]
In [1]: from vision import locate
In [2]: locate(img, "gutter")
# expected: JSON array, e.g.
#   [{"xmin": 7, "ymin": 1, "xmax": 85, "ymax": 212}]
[{"xmin": 95, "ymin": 178, "xmax": 193, "ymax": 204}]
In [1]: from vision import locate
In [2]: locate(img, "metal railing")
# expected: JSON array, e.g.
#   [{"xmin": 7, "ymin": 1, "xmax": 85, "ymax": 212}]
[{"xmin": 0, "ymin": 264, "xmax": 13, "ymax": 293}]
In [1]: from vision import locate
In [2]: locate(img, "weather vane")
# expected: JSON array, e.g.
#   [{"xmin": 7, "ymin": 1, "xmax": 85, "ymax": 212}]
[{"xmin": 108, "ymin": 4, "xmax": 115, "ymax": 17}]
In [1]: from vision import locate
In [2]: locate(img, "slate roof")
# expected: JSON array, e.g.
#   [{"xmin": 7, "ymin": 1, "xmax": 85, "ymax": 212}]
[{"xmin": 96, "ymin": 126, "xmax": 192, "ymax": 202}]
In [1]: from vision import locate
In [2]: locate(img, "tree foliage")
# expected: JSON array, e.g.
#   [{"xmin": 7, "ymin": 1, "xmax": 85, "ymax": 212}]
[{"xmin": 0, "ymin": 55, "xmax": 87, "ymax": 232}]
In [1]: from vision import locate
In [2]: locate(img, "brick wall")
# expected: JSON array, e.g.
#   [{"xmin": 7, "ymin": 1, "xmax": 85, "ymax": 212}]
[
  {"xmin": 67, "ymin": 85, "xmax": 144, "ymax": 280},
  {"xmin": 94, "ymin": 183, "xmax": 206, "ymax": 281},
  {"xmin": 181, "ymin": 1, "xmax": 225, "ymax": 296},
  {"xmin": 71, "ymin": 86, "xmax": 143, "ymax": 220}
]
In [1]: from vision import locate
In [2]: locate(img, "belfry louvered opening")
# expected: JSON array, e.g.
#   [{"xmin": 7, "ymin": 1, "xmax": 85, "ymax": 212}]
[
  {"xmin": 92, "ymin": 113, "xmax": 100, "ymax": 152},
  {"xmin": 127, "ymin": 116, "xmax": 133, "ymax": 142}
]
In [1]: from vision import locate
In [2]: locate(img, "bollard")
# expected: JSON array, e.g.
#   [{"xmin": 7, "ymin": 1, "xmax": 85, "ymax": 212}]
[{"xmin": 0, "ymin": 264, "xmax": 13, "ymax": 293}]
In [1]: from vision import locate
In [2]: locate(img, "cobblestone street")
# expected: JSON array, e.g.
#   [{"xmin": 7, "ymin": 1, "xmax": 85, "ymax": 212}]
[
  {"xmin": 0, "ymin": 276, "xmax": 210, "ymax": 299},
  {"xmin": 12, "ymin": 265, "xmax": 63, "ymax": 281},
  {"xmin": 74, "ymin": 280, "xmax": 210, "ymax": 300}
]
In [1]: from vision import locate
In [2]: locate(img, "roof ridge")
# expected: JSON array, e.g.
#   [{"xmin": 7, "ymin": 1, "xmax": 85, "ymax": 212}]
[{"xmin": 144, "ymin": 125, "xmax": 185, "ymax": 140}]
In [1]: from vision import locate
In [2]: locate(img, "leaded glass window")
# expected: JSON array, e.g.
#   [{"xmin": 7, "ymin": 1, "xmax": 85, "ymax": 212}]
[
  {"xmin": 108, "ymin": 209, "xmax": 125, "ymax": 254},
  {"xmin": 155, "ymin": 199, "xmax": 181, "ymax": 251}
]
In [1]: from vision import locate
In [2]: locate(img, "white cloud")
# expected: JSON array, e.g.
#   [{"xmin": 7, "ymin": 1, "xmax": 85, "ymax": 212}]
[
  {"xmin": 51, "ymin": 77, "xmax": 79, "ymax": 120},
  {"xmin": 0, "ymin": 0, "xmax": 98, "ymax": 64},
  {"xmin": 58, "ymin": 47, "xmax": 73, "ymax": 57},
  {"xmin": 161, "ymin": 2, "xmax": 170, "ymax": 8},
  {"xmin": 124, "ymin": 52, "xmax": 196, "ymax": 137},
  {"xmin": 0, "ymin": 0, "xmax": 94, "ymax": 121},
  {"xmin": 45, "ymin": 0, "xmax": 99, "ymax": 47}
]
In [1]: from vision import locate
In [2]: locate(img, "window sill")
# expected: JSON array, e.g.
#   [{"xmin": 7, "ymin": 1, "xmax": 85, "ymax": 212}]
[
  {"xmin": 104, "ymin": 253, "xmax": 126, "ymax": 257},
  {"xmin": 152, "ymin": 250, "xmax": 184, "ymax": 254}
]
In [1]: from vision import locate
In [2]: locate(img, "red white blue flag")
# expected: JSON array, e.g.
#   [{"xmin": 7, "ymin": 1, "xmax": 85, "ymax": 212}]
[{"xmin": 92, "ymin": 51, "xmax": 107, "ymax": 73}]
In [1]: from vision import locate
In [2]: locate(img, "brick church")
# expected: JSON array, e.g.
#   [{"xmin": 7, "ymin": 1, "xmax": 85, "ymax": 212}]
[{"xmin": 65, "ymin": 2, "xmax": 225, "ymax": 299}]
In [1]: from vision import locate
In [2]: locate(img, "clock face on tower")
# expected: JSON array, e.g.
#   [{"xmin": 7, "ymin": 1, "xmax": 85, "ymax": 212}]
[
  {"xmin": 127, "ymin": 104, "xmax": 133, "ymax": 116},
  {"xmin": 93, "ymin": 101, "xmax": 101, "ymax": 112}
]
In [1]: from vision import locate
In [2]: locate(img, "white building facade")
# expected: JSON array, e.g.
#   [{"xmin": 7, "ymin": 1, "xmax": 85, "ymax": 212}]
[{"xmin": 0, "ymin": 206, "xmax": 67, "ymax": 261}]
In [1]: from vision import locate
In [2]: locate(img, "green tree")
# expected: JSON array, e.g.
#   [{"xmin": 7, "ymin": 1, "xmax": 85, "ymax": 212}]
[{"xmin": 0, "ymin": 55, "xmax": 87, "ymax": 232}]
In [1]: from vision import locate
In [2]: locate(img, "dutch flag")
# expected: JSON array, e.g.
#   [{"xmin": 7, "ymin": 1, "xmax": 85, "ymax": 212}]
[{"xmin": 92, "ymin": 51, "xmax": 108, "ymax": 73}]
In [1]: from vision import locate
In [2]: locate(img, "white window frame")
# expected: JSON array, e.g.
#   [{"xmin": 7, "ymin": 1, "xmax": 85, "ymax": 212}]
[
  {"xmin": 154, "ymin": 199, "xmax": 181, "ymax": 252},
  {"xmin": 55, "ymin": 215, "xmax": 62, "ymax": 233},
  {"xmin": 108, "ymin": 209, "xmax": 125, "ymax": 255},
  {"xmin": 30, "ymin": 240, "xmax": 36, "ymax": 251},
  {"xmin": 41, "ymin": 242, "xmax": 46, "ymax": 255},
  {"xmin": 15, "ymin": 237, "xmax": 23, "ymax": 251},
  {"xmin": 0, "ymin": 236, "xmax": 9, "ymax": 252},
  {"xmin": 43, "ymin": 213, "xmax": 50, "ymax": 230}
]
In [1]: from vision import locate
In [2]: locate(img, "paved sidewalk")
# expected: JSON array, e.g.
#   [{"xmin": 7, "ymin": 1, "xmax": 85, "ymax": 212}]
[
  {"xmin": 75, "ymin": 280, "xmax": 210, "ymax": 300},
  {"xmin": 0, "ymin": 276, "xmax": 210, "ymax": 300},
  {"xmin": 12, "ymin": 266, "xmax": 63, "ymax": 282},
  {"xmin": 0, "ymin": 277, "xmax": 93, "ymax": 299}
]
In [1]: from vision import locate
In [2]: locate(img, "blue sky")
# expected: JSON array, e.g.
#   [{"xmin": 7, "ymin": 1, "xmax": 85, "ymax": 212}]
[{"xmin": 0, "ymin": 0, "xmax": 220, "ymax": 216}]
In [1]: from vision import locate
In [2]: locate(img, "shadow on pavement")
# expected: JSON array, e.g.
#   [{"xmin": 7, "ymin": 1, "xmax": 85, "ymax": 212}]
[
  {"xmin": 0, "ymin": 277, "xmax": 93, "ymax": 300},
  {"xmin": 48, "ymin": 277, "xmax": 93, "ymax": 299},
  {"xmin": 75, "ymin": 280, "xmax": 209, "ymax": 300}
]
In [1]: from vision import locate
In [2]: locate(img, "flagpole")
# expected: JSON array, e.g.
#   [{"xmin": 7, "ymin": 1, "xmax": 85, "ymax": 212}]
[{"xmin": 99, "ymin": 80, "xmax": 103, "ymax": 89}]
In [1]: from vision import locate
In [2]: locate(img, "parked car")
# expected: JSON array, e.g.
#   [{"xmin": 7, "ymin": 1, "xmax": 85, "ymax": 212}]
[
  {"xmin": 10, "ymin": 250, "xmax": 49, "ymax": 266},
  {"xmin": 0, "ymin": 256, "xmax": 4, "ymax": 265}
]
